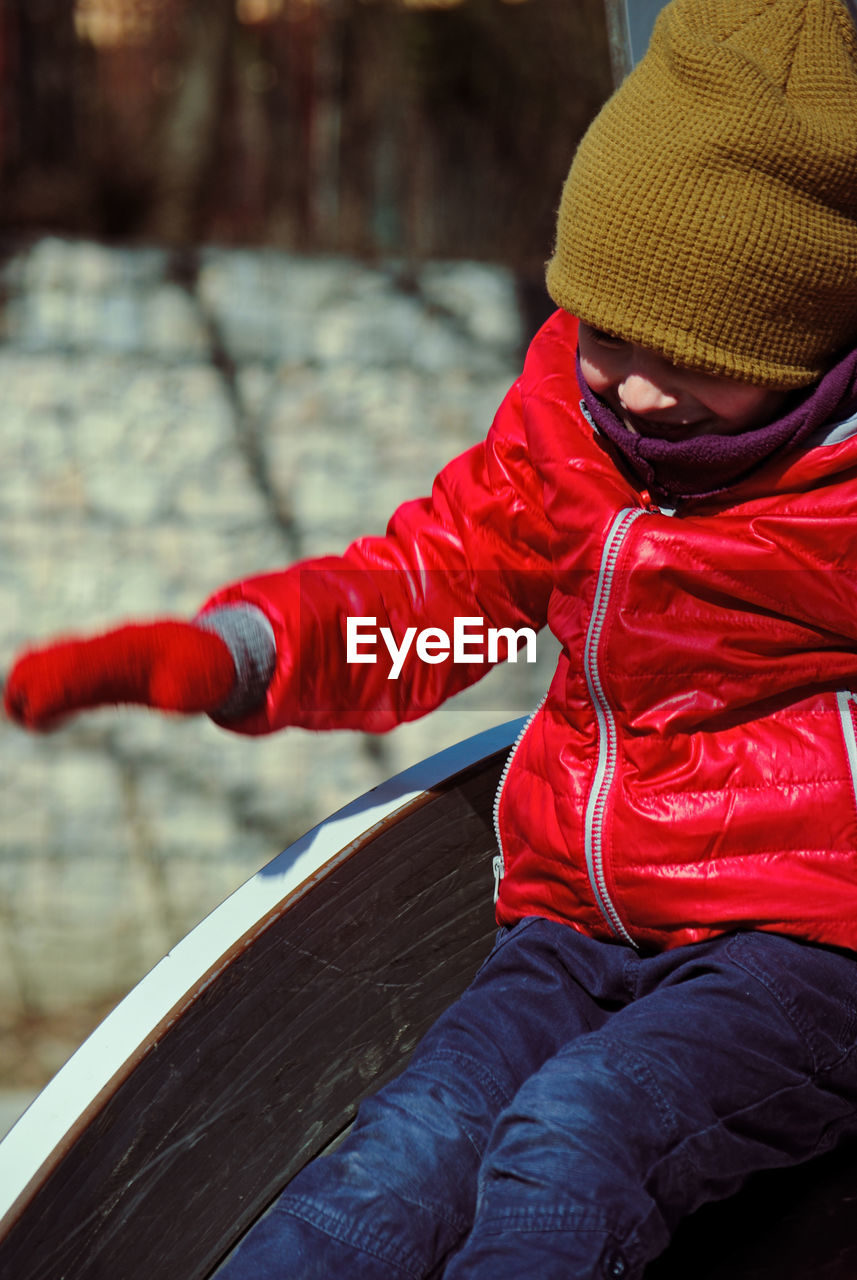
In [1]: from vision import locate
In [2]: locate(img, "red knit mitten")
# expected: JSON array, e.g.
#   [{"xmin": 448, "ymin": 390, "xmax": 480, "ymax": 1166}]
[{"xmin": 4, "ymin": 621, "xmax": 237, "ymax": 730}]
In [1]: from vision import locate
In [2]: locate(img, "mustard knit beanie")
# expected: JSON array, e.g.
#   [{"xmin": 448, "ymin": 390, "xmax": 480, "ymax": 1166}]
[{"xmin": 546, "ymin": 0, "xmax": 857, "ymax": 388}]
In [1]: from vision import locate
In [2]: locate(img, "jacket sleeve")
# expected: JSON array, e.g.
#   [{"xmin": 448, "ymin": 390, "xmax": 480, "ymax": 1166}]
[{"xmin": 198, "ymin": 378, "xmax": 556, "ymax": 735}]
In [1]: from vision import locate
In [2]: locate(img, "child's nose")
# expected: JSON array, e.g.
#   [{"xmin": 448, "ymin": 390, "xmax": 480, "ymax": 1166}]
[{"xmin": 618, "ymin": 373, "xmax": 678, "ymax": 416}]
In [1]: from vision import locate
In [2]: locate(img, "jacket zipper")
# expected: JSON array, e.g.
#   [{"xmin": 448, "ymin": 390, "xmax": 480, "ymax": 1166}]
[
  {"xmin": 836, "ymin": 691, "xmax": 857, "ymax": 807},
  {"xmin": 492, "ymin": 695, "xmax": 548, "ymax": 902},
  {"xmin": 493, "ymin": 499, "xmax": 661, "ymax": 928},
  {"xmin": 582, "ymin": 506, "xmax": 646, "ymax": 947}
]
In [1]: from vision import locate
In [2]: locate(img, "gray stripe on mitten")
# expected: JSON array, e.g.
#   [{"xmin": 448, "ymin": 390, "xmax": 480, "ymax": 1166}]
[{"xmin": 195, "ymin": 604, "xmax": 277, "ymax": 720}]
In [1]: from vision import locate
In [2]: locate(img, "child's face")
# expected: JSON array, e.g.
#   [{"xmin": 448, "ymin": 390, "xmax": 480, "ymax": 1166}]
[{"xmin": 578, "ymin": 323, "xmax": 790, "ymax": 439}]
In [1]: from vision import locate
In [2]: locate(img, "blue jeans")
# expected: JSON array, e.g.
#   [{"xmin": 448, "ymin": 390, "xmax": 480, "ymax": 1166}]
[{"xmin": 216, "ymin": 920, "xmax": 857, "ymax": 1279}]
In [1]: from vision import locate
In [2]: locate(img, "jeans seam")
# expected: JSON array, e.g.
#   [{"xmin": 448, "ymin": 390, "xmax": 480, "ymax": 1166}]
[
  {"xmin": 725, "ymin": 933, "xmax": 857, "ymax": 1075},
  {"xmin": 609, "ymin": 1038, "xmax": 679, "ymax": 1141},
  {"xmin": 280, "ymin": 1195, "xmax": 426, "ymax": 1278},
  {"xmin": 470, "ymin": 1204, "xmax": 617, "ymax": 1235},
  {"xmin": 411, "ymin": 1048, "xmax": 512, "ymax": 1165},
  {"xmin": 813, "ymin": 1036, "xmax": 857, "ymax": 1093},
  {"xmin": 645, "ymin": 1072, "xmax": 834, "ymax": 1196},
  {"xmin": 415, "ymin": 1047, "xmax": 515, "ymax": 1112},
  {"xmin": 727, "ymin": 934, "xmax": 822, "ymax": 1069}
]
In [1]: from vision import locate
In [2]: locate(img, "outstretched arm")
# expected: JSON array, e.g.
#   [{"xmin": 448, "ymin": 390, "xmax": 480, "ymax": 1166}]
[
  {"xmin": 6, "ymin": 380, "xmax": 554, "ymax": 736},
  {"xmin": 198, "ymin": 380, "xmax": 555, "ymax": 734}
]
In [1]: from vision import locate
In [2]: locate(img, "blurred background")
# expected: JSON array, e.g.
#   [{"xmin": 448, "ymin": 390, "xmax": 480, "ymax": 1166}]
[
  {"xmin": 0, "ymin": 0, "xmax": 612, "ymax": 1128},
  {"xmin": 1, "ymin": 0, "xmax": 610, "ymax": 265}
]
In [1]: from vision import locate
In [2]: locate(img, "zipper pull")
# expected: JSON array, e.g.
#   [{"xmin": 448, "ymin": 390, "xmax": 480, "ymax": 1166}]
[
  {"xmin": 639, "ymin": 490, "xmax": 677, "ymax": 516},
  {"xmin": 492, "ymin": 854, "xmax": 504, "ymax": 903}
]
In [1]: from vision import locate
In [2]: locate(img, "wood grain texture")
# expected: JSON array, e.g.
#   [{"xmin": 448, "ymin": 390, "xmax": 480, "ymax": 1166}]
[{"xmin": 0, "ymin": 752, "xmax": 502, "ymax": 1279}]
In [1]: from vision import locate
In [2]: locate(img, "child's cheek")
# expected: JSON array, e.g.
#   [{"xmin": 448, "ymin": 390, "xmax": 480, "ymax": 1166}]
[{"xmin": 578, "ymin": 353, "xmax": 613, "ymax": 396}]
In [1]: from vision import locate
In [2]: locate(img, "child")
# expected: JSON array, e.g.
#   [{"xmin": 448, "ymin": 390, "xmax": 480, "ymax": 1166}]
[{"xmin": 6, "ymin": 1, "xmax": 857, "ymax": 1276}]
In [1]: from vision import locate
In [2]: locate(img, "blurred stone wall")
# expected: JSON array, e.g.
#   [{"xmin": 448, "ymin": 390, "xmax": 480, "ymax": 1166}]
[{"xmin": 0, "ymin": 238, "xmax": 558, "ymax": 1088}]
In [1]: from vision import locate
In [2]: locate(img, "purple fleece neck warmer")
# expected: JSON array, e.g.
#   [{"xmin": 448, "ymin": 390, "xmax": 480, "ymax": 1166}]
[{"xmin": 576, "ymin": 344, "xmax": 857, "ymax": 504}]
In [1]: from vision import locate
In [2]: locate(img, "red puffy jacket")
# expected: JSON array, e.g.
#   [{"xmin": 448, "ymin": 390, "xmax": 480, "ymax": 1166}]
[{"xmin": 205, "ymin": 310, "xmax": 857, "ymax": 953}]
